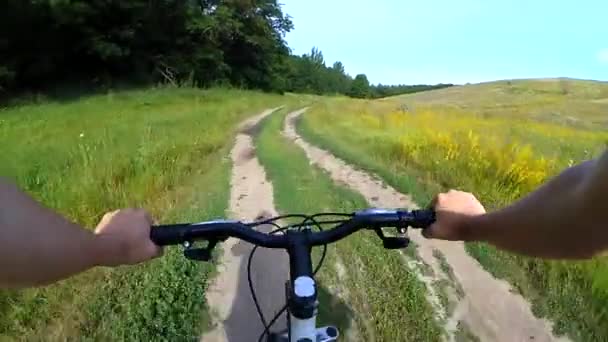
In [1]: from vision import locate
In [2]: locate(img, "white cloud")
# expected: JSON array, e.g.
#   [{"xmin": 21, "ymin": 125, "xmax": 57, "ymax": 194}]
[{"xmin": 597, "ymin": 49, "xmax": 608, "ymax": 64}]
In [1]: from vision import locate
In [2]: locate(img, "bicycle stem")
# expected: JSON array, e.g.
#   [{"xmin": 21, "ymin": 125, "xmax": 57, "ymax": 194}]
[{"xmin": 285, "ymin": 229, "xmax": 318, "ymax": 341}]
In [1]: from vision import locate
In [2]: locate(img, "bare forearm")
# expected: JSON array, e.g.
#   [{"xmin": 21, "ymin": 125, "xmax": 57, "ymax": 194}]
[
  {"xmin": 469, "ymin": 151, "xmax": 608, "ymax": 259},
  {"xmin": 0, "ymin": 180, "xmax": 113, "ymax": 287}
]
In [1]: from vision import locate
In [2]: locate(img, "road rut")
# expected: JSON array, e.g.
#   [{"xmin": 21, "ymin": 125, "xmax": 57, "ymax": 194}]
[
  {"xmin": 284, "ymin": 108, "xmax": 569, "ymax": 342},
  {"xmin": 201, "ymin": 108, "xmax": 288, "ymax": 342}
]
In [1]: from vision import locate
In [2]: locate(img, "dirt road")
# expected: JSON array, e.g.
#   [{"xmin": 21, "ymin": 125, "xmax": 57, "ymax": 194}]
[
  {"xmin": 201, "ymin": 108, "xmax": 288, "ymax": 342},
  {"xmin": 284, "ymin": 108, "xmax": 570, "ymax": 342}
]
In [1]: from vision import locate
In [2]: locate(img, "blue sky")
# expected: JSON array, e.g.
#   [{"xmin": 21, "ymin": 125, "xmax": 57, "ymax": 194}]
[{"xmin": 281, "ymin": 0, "xmax": 608, "ymax": 85}]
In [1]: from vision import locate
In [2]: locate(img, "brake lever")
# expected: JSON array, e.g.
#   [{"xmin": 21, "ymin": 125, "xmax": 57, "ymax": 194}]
[
  {"xmin": 373, "ymin": 228, "xmax": 410, "ymax": 249},
  {"xmin": 382, "ymin": 236, "xmax": 410, "ymax": 249},
  {"xmin": 183, "ymin": 237, "xmax": 226, "ymax": 261}
]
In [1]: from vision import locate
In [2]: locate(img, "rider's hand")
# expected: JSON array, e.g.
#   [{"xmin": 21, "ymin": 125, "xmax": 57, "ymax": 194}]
[
  {"xmin": 423, "ymin": 190, "xmax": 486, "ymax": 241},
  {"xmin": 94, "ymin": 209, "xmax": 162, "ymax": 266}
]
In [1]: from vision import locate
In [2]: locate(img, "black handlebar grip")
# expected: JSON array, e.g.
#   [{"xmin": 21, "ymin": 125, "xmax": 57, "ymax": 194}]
[
  {"xmin": 410, "ymin": 210, "xmax": 436, "ymax": 229},
  {"xmin": 150, "ymin": 224, "xmax": 190, "ymax": 245}
]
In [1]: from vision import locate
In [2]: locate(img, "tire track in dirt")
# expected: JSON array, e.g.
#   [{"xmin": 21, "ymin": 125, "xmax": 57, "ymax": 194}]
[
  {"xmin": 330, "ymin": 256, "xmax": 366, "ymax": 341},
  {"xmin": 284, "ymin": 108, "xmax": 570, "ymax": 342},
  {"xmin": 201, "ymin": 108, "xmax": 287, "ymax": 342}
]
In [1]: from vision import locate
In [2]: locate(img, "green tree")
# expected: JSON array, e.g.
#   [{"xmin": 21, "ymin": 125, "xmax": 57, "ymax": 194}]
[
  {"xmin": 284, "ymin": 47, "xmax": 353, "ymax": 96},
  {"xmin": 368, "ymin": 83, "xmax": 453, "ymax": 98},
  {"xmin": 349, "ymin": 74, "xmax": 370, "ymax": 98},
  {"xmin": 0, "ymin": 1, "xmax": 451, "ymax": 98},
  {"xmin": 0, "ymin": 0, "xmax": 293, "ymax": 95},
  {"xmin": 329, "ymin": 61, "xmax": 352, "ymax": 94}
]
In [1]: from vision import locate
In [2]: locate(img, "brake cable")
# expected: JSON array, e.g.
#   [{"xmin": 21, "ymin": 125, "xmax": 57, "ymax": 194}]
[{"xmin": 249, "ymin": 214, "xmax": 345, "ymax": 342}]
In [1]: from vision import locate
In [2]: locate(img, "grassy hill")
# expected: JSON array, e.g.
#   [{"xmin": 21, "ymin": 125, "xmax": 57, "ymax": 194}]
[
  {"xmin": 300, "ymin": 78, "xmax": 608, "ymax": 341},
  {"xmin": 391, "ymin": 78, "xmax": 608, "ymax": 129}
]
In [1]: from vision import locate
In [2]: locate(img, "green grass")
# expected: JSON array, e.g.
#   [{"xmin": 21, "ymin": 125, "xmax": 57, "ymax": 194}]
[
  {"xmin": 0, "ymin": 87, "xmax": 296, "ymax": 340},
  {"xmin": 254, "ymin": 109, "xmax": 443, "ymax": 341},
  {"xmin": 297, "ymin": 99, "xmax": 440, "ymax": 206},
  {"xmin": 80, "ymin": 162, "xmax": 228, "ymax": 341},
  {"xmin": 298, "ymin": 79, "xmax": 608, "ymax": 341}
]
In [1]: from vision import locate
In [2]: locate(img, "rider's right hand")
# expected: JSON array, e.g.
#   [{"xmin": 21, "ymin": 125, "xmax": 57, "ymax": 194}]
[{"xmin": 423, "ymin": 190, "xmax": 486, "ymax": 241}]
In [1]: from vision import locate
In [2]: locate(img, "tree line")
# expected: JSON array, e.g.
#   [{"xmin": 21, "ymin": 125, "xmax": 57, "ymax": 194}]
[
  {"xmin": 285, "ymin": 47, "xmax": 452, "ymax": 98},
  {"xmin": 0, "ymin": 0, "xmax": 451, "ymax": 98}
]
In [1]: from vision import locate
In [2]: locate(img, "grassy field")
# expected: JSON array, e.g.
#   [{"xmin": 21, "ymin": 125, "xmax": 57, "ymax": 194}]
[
  {"xmin": 2, "ymin": 79, "xmax": 606, "ymax": 340},
  {"xmin": 299, "ymin": 79, "xmax": 608, "ymax": 341},
  {"xmin": 389, "ymin": 78, "xmax": 608, "ymax": 130},
  {"xmin": 0, "ymin": 87, "xmax": 297, "ymax": 340},
  {"xmin": 254, "ymin": 109, "xmax": 443, "ymax": 341}
]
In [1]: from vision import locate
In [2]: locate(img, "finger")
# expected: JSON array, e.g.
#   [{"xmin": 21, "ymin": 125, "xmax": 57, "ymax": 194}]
[
  {"xmin": 429, "ymin": 192, "xmax": 447, "ymax": 210},
  {"xmin": 147, "ymin": 242, "xmax": 164, "ymax": 258},
  {"xmin": 424, "ymin": 220, "xmax": 452, "ymax": 240},
  {"xmin": 427, "ymin": 194, "xmax": 439, "ymax": 210},
  {"xmin": 142, "ymin": 210, "xmax": 153, "ymax": 225},
  {"xmin": 422, "ymin": 222, "xmax": 439, "ymax": 239},
  {"xmin": 102, "ymin": 210, "xmax": 117, "ymax": 220}
]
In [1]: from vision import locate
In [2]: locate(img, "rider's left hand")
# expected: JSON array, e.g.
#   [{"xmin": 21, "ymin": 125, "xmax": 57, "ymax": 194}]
[{"xmin": 94, "ymin": 209, "xmax": 163, "ymax": 266}]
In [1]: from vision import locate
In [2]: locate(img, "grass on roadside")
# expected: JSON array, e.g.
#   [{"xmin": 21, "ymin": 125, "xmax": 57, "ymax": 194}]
[
  {"xmin": 298, "ymin": 83, "xmax": 608, "ymax": 341},
  {"xmin": 0, "ymin": 87, "xmax": 296, "ymax": 340},
  {"xmin": 254, "ymin": 109, "xmax": 443, "ymax": 341}
]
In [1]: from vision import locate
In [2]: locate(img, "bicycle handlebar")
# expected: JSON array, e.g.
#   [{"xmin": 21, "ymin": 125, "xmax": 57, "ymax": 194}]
[
  {"xmin": 150, "ymin": 208, "xmax": 435, "ymax": 249},
  {"xmin": 150, "ymin": 208, "xmax": 436, "ymax": 335},
  {"xmin": 150, "ymin": 220, "xmax": 287, "ymax": 248}
]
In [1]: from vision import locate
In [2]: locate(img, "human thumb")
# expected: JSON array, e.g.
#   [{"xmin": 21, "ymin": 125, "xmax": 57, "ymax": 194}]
[{"xmin": 422, "ymin": 221, "xmax": 443, "ymax": 239}]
